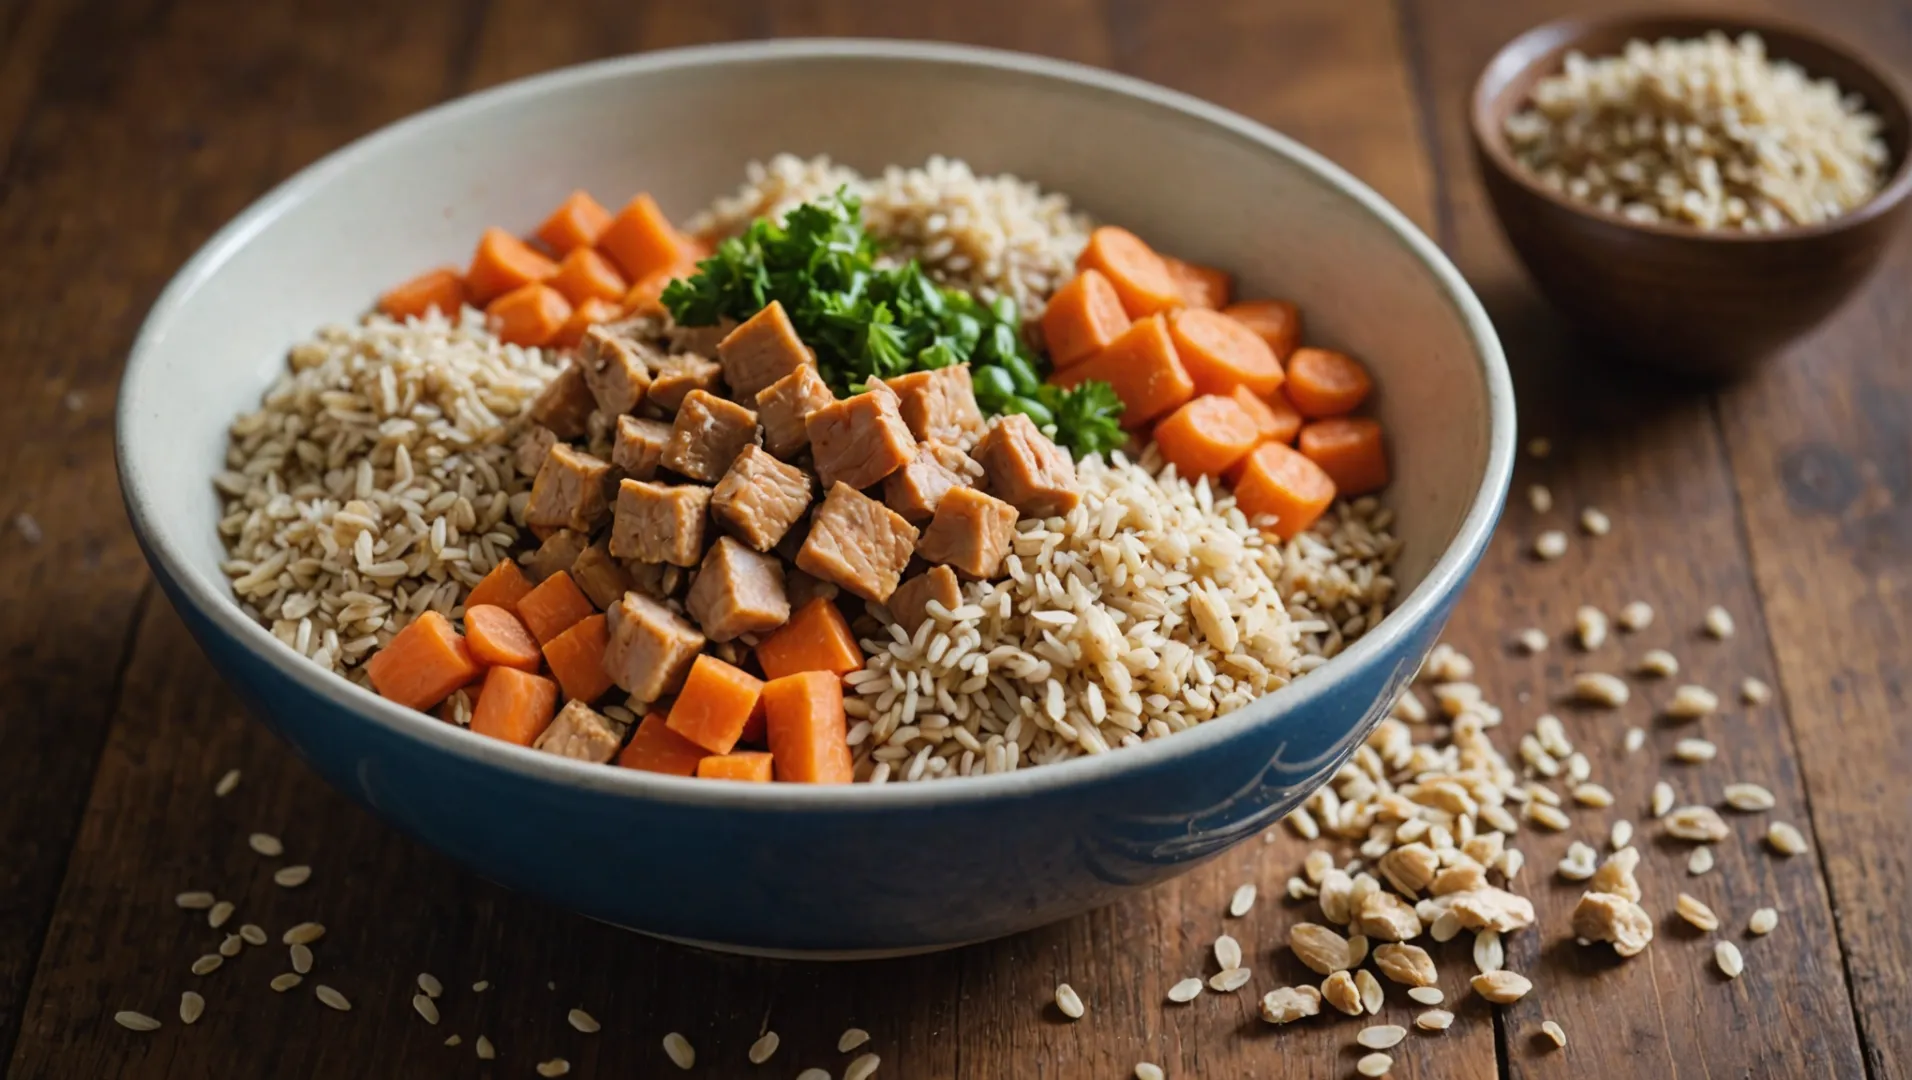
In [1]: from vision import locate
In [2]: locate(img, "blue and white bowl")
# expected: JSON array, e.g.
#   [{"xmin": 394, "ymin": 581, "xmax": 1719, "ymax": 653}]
[{"xmin": 116, "ymin": 40, "xmax": 1513, "ymax": 957}]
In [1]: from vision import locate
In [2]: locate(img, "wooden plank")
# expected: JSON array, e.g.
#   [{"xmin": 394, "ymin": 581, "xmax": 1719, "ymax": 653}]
[
  {"xmin": 1395, "ymin": 0, "xmax": 1871, "ymax": 1076},
  {"xmin": 1704, "ymin": 2, "xmax": 1912, "ymax": 1075}
]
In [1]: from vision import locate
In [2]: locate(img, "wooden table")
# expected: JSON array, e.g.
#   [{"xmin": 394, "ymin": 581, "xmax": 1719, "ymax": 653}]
[{"xmin": 2, "ymin": 0, "xmax": 1906, "ymax": 1076}]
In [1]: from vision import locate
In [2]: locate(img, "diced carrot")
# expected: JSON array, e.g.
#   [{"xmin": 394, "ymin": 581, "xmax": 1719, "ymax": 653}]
[
  {"xmin": 365, "ymin": 610, "xmax": 482, "ymax": 711},
  {"xmin": 1233, "ymin": 440, "xmax": 1338, "ymax": 541},
  {"xmin": 1298, "ymin": 417, "xmax": 1390, "ymax": 496},
  {"xmin": 463, "ymin": 604, "xmax": 542, "ymax": 672},
  {"xmin": 695, "ymin": 751, "xmax": 774, "ymax": 782},
  {"xmin": 542, "ymin": 613, "xmax": 614, "ymax": 703},
  {"xmin": 1075, "ymin": 225, "xmax": 1183, "ymax": 318},
  {"xmin": 467, "ymin": 226, "xmax": 558, "ymax": 306},
  {"xmin": 1041, "ymin": 269, "xmax": 1130, "ymax": 370},
  {"xmin": 617, "ymin": 712, "xmax": 710, "ymax": 777},
  {"xmin": 1153, "ymin": 395, "xmax": 1262, "ymax": 480},
  {"xmin": 516, "ymin": 570, "xmax": 595, "ymax": 645},
  {"xmin": 1230, "ymin": 385, "xmax": 1304, "ymax": 447},
  {"xmin": 468, "ymin": 665, "xmax": 560, "ymax": 746},
  {"xmin": 535, "ymin": 190, "xmax": 613, "ymax": 257},
  {"xmin": 465, "ymin": 559, "xmax": 534, "ymax": 616},
  {"xmin": 547, "ymin": 247, "xmax": 629, "ymax": 308},
  {"xmin": 665, "ymin": 655, "xmax": 766, "ymax": 755},
  {"xmin": 1168, "ymin": 308, "xmax": 1284, "ymax": 398},
  {"xmin": 553, "ymin": 296, "xmax": 621, "ymax": 349},
  {"xmin": 598, "ymin": 193, "xmax": 692, "ymax": 282},
  {"xmin": 762, "ymin": 671, "xmax": 854, "ymax": 784},
  {"xmin": 621, "ymin": 263, "xmax": 696, "ymax": 317},
  {"xmin": 486, "ymin": 282, "xmax": 573, "ymax": 348},
  {"xmin": 753, "ymin": 597, "xmax": 863, "ymax": 682},
  {"xmin": 1164, "ymin": 256, "xmax": 1233, "ymax": 309},
  {"xmin": 1223, "ymin": 299, "xmax": 1303, "ymax": 361},
  {"xmin": 378, "ymin": 267, "xmax": 467, "ymax": 322},
  {"xmin": 1050, "ymin": 313, "xmax": 1195, "ymax": 428},
  {"xmin": 1284, "ymin": 347, "xmax": 1374, "ymax": 418}
]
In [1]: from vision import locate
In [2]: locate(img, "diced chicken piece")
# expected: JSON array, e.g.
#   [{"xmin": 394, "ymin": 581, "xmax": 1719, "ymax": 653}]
[
  {"xmin": 917, "ymin": 486, "xmax": 1019, "ymax": 579},
  {"xmin": 528, "ymin": 362, "xmax": 596, "ymax": 440},
  {"xmin": 888, "ymin": 564, "xmax": 962, "ymax": 637},
  {"xmin": 570, "ymin": 539, "xmax": 634, "ymax": 609},
  {"xmin": 754, "ymin": 364, "xmax": 836, "ymax": 459},
  {"xmin": 515, "ymin": 425, "xmax": 557, "ymax": 478},
  {"xmin": 612, "ymin": 415, "xmax": 673, "ymax": 480},
  {"xmin": 710, "ymin": 445, "xmax": 813, "ymax": 552},
  {"xmin": 885, "ymin": 365, "xmax": 986, "ymax": 449},
  {"xmin": 523, "ymin": 527, "xmax": 589, "ymax": 582},
  {"xmin": 685, "ymin": 536, "xmax": 792, "ymax": 642},
  {"xmin": 806, "ymin": 382, "xmax": 917, "ymax": 491},
  {"xmin": 883, "ymin": 440, "xmax": 977, "ymax": 521},
  {"xmin": 667, "ymin": 318, "xmax": 735, "ymax": 359},
  {"xmin": 610, "ymin": 479, "xmax": 710, "ymax": 567},
  {"xmin": 784, "ymin": 567, "xmax": 837, "ymax": 609},
  {"xmin": 579, "ymin": 325, "xmax": 654, "ymax": 415},
  {"xmin": 532, "ymin": 700, "xmax": 625, "ymax": 763},
  {"xmin": 796, "ymin": 482, "xmax": 919, "ymax": 603},
  {"xmin": 526, "ymin": 443, "xmax": 614, "ymax": 532},
  {"xmin": 662, "ymin": 389, "xmax": 760, "ymax": 483},
  {"xmin": 603, "ymin": 591, "xmax": 706, "ymax": 702},
  {"xmin": 716, "ymin": 300, "xmax": 814, "ymax": 401},
  {"xmin": 647, "ymin": 354, "xmax": 723, "ymax": 413},
  {"xmin": 973, "ymin": 413, "xmax": 1081, "ymax": 518}
]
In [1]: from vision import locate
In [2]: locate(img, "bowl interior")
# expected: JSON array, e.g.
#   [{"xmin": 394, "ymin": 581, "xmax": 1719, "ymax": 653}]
[
  {"xmin": 1472, "ymin": 12, "xmax": 1912, "ymax": 239},
  {"xmin": 121, "ymin": 42, "xmax": 1508, "ymax": 790}
]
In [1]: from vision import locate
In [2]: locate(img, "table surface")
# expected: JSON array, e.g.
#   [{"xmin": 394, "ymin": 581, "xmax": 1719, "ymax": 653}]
[{"xmin": 3, "ymin": 0, "xmax": 1907, "ymax": 1077}]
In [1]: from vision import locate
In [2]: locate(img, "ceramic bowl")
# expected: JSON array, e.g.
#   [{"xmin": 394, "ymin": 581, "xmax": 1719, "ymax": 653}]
[
  {"xmin": 1471, "ymin": 12, "xmax": 1912, "ymax": 379},
  {"xmin": 117, "ymin": 39, "xmax": 1512, "ymax": 957}
]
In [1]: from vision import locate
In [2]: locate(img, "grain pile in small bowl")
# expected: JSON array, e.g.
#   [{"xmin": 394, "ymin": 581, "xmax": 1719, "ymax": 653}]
[{"xmin": 1503, "ymin": 31, "xmax": 1889, "ymax": 229}]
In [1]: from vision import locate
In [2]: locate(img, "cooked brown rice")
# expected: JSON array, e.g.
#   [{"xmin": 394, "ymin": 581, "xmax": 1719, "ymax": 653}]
[{"xmin": 848, "ymin": 447, "xmax": 1397, "ymax": 782}]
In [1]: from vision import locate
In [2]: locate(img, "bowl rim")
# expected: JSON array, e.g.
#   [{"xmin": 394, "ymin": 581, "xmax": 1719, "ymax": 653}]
[
  {"xmin": 1468, "ymin": 9, "xmax": 1912, "ymax": 243},
  {"xmin": 117, "ymin": 37, "xmax": 1514, "ymax": 810}
]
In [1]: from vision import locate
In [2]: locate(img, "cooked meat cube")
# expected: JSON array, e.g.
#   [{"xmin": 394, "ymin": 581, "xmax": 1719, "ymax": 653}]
[
  {"xmin": 806, "ymin": 382, "xmax": 917, "ymax": 491},
  {"xmin": 610, "ymin": 479, "xmax": 710, "ymax": 567},
  {"xmin": 888, "ymin": 564, "xmax": 962, "ymax": 637},
  {"xmin": 528, "ymin": 362, "xmax": 596, "ymax": 440},
  {"xmin": 647, "ymin": 353, "xmax": 724, "ymax": 413},
  {"xmin": 578, "ymin": 325, "xmax": 653, "ymax": 415},
  {"xmin": 612, "ymin": 415, "xmax": 673, "ymax": 480},
  {"xmin": 716, "ymin": 300, "xmax": 815, "ymax": 401},
  {"xmin": 972, "ymin": 413, "xmax": 1082, "ymax": 518},
  {"xmin": 685, "ymin": 536, "xmax": 791, "ymax": 642},
  {"xmin": 710, "ymin": 445, "xmax": 813, "ymax": 551},
  {"xmin": 754, "ymin": 364, "xmax": 836, "ymax": 459},
  {"xmin": 917, "ymin": 486, "xmax": 1019, "ymax": 579},
  {"xmin": 604, "ymin": 591, "xmax": 706, "ymax": 702},
  {"xmin": 796, "ymin": 482, "xmax": 919, "ymax": 603},
  {"xmin": 883, "ymin": 440, "xmax": 977, "ymax": 522},
  {"xmin": 526, "ymin": 443, "xmax": 614, "ymax": 532},
  {"xmin": 515, "ymin": 424, "xmax": 557, "ymax": 478},
  {"xmin": 532, "ymin": 700, "xmax": 625, "ymax": 763},
  {"xmin": 784, "ymin": 566, "xmax": 837, "ymax": 609},
  {"xmin": 661, "ymin": 390, "xmax": 759, "ymax": 483},
  {"xmin": 524, "ymin": 527, "xmax": 589, "ymax": 582},
  {"xmin": 667, "ymin": 318, "xmax": 735, "ymax": 359},
  {"xmin": 885, "ymin": 365, "xmax": 986, "ymax": 448},
  {"xmin": 570, "ymin": 539, "xmax": 634, "ymax": 609}
]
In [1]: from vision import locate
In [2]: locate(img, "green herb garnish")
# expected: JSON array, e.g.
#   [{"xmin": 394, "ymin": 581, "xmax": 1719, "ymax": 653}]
[{"xmin": 662, "ymin": 190, "xmax": 1126, "ymax": 458}]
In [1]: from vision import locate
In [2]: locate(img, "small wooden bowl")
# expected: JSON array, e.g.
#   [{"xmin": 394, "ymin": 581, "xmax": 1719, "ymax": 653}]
[{"xmin": 1471, "ymin": 12, "xmax": 1912, "ymax": 379}]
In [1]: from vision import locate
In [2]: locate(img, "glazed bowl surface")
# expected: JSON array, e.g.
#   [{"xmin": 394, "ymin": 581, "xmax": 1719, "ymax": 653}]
[{"xmin": 118, "ymin": 39, "xmax": 1513, "ymax": 956}]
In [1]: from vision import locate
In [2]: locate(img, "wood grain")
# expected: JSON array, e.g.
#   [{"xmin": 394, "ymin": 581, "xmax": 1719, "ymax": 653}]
[
  {"xmin": 1710, "ymin": 2, "xmax": 1912, "ymax": 1075},
  {"xmin": 1398, "ymin": 0, "xmax": 1872, "ymax": 1076}
]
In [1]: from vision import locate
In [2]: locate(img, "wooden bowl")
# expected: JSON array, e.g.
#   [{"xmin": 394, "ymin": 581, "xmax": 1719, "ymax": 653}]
[{"xmin": 1471, "ymin": 12, "xmax": 1912, "ymax": 379}]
